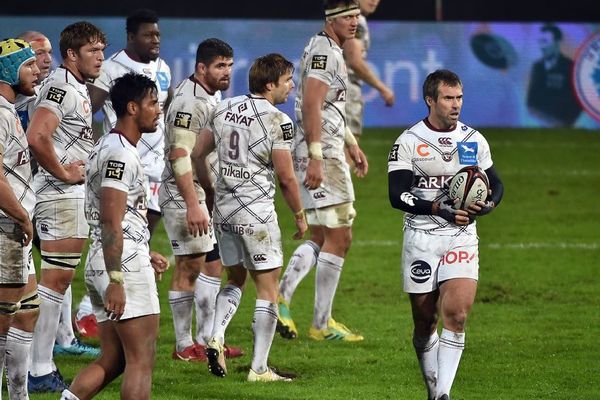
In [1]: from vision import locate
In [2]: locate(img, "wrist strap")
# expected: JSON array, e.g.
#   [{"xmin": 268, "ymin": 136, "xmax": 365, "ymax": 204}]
[{"xmin": 108, "ymin": 270, "xmax": 124, "ymax": 284}]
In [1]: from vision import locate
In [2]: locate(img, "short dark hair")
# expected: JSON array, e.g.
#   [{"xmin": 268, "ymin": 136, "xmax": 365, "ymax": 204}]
[
  {"xmin": 541, "ymin": 24, "xmax": 563, "ymax": 42},
  {"xmin": 126, "ymin": 9, "xmax": 159, "ymax": 35},
  {"xmin": 249, "ymin": 53, "xmax": 294, "ymax": 94},
  {"xmin": 423, "ymin": 69, "xmax": 462, "ymax": 104},
  {"xmin": 59, "ymin": 21, "xmax": 106, "ymax": 59},
  {"xmin": 196, "ymin": 38, "xmax": 233, "ymax": 66},
  {"xmin": 110, "ymin": 72, "xmax": 157, "ymax": 118}
]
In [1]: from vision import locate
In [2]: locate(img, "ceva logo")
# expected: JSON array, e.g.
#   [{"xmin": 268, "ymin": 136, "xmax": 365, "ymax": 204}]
[
  {"xmin": 573, "ymin": 30, "xmax": 600, "ymax": 122},
  {"xmin": 410, "ymin": 260, "xmax": 431, "ymax": 283}
]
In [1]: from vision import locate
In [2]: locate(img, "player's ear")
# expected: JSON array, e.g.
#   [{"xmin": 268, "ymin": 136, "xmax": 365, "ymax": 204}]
[
  {"xmin": 425, "ymin": 96, "xmax": 434, "ymax": 107},
  {"xmin": 127, "ymin": 100, "xmax": 138, "ymax": 116},
  {"xmin": 66, "ymin": 48, "xmax": 77, "ymax": 62},
  {"xmin": 197, "ymin": 62, "xmax": 206, "ymax": 76},
  {"xmin": 266, "ymin": 81, "xmax": 275, "ymax": 92}
]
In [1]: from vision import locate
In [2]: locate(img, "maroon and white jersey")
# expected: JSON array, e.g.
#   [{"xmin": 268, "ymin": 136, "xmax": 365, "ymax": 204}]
[
  {"xmin": 388, "ymin": 119, "xmax": 493, "ymax": 235},
  {"xmin": 0, "ymin": 96, "xmax": 35, "ymax": 226},
  {"xmin": 294, "ymin": 32, "xmax": 348, "ymax": 161},
  {"xmin": 91, "ymin": 50, "xmax": 171, "ymax": 181},
  {"xmin": 212, "ymin": 94, "xmax": 294, "ymax": 225},
  {"xmin": 159, "ymin": 77, "xmax": 220, "ymax": 209},
  {"xmin": 85, "ymin": 132, "xmax": 150, "ymax": 272},
  {"xmin": 33, "ymin": 66, "xmax": 93, "ymax": 199}
]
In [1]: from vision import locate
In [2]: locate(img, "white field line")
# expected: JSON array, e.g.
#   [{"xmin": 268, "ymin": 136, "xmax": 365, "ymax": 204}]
[{"xmin": 352, "ymin": 240, "xmax": 599, "ymax": 250}]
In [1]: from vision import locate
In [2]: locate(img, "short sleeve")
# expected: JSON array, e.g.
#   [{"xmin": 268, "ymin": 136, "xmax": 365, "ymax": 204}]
[
  {"xmin": 387, "ymin": 130, "xmax": 414, "ymax": 172},
  {"xmin": 306, "ymin": 46, "xmax": 336, "ymax": 86},
  {"xmin": 272, "ymin": 112, "xmax": 294, "ymax": 151},
  {"xmin": 476, "ymin": 132, "xmax": 493, "ymax": 170},
  {"xmin": 100, "ymin": 147, "xmax": 139, "ymax": 193},
  {"xmin": 35, "ymin": 82, "xmax": 77, "ymax": 121}
]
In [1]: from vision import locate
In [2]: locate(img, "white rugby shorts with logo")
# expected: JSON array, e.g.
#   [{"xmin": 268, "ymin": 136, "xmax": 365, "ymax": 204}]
[
  {"xmin": 215, "ymin": 221, "xmax": 282, "ymax": 271},
  {"xmin": 35, "ymin": 195, "xmax": 90, "ymax": 240},
  {"xmin": 162, "ymin": 203, "xmax": 216, "ymax": 256},
  {"xmin": 85, "ymin": 255, "xmax": 159, "ymax": 323},
  {"xmin": 402, "ymin": 227, "xmax": 479, "ymax": 293}
]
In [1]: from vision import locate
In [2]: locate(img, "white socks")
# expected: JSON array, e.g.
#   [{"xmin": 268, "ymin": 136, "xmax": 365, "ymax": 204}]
[
  {"xmin": 413, "ymin": 331, "xmax": 440, "ymax": 399},
  {"xmin": 56, "ymin": 285, "xmax": 76, "ymax": 346},
  {"xmin": 313, "ymin": 252, "xmax": 344, "ymax": 329},
  {"xmin": 60, "ymin": 389, "xmax": 81, "ymax": 400},
  {"xmin": 210, "ymin": 284, "xmax": 242, "ymax": 344},
  {"xmin": 279, "ymin": 241, "xmax": 320, "ymax": 304},
  {"xmin": 250, "ymin": 300, "xmax": 278, "ymax": 374},
  {"xmin": 437, "ymin": 328, "xmax": 465, "ymax": 398},
  {"xmin": 169, "ymin": 291, "xmax": 195, "ymax": 351},
  {"xmin": 31, "ymin": 285, "xmax": 63, "ymax": 377},
  {"xmin": 6, "ymin": 327, "xmax": 33, "ymax": 400},
  {"xmin": 194, "ymin": 273, "xmax": 221, "ymax": 346}
]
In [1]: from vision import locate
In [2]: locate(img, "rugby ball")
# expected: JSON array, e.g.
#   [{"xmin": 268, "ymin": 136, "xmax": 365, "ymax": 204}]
[{"xmin": 448, "ymin": 166, "xmax": 489, "ymax": 210}]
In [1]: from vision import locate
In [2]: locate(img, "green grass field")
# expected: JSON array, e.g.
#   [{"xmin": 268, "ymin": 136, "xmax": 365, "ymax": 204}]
[{"xmin": 29, "ymin": 128, "xmax": 600, "ymax": 399}]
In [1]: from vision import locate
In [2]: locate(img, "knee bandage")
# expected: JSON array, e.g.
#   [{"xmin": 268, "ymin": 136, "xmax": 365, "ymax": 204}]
[
  {"xmin": 41, "ymin": 251, "xmax": 81, "ymax": 270},
  {"xmin": 17, "ymin": 290, "xmax": 40, "ymax": 313}
]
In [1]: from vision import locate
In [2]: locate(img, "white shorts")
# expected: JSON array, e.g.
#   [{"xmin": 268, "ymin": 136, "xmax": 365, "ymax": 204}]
[
  {"xmin": 305, "ymin": 202, "xmax": 356, "ymax": 228},
  {"xmin": 162, "ymin": 205, "xmax": 216, "ymax": 256},
  {"xmin": 85, "ymin": 267, "xmax": 160, "ymax": 323},
  {"xmin": 295, "ymin": 157, "xmax": 355, "ymax": 210},
  {"xmin": 215, "ymin": 221, "xmax": 282, "ymax": 271},
  {"xmin": 346, "ymin": 81, "xmax": 364, "ymax": 136},
  {"xmin": 147, "ymin": 179, "xmax": 161, "ymax": 213},
  {"xmin": 0, "ymin": 232, "xmax": 31, "ymax": 285},
  {"xmin": 35, "ymin": 197, "xmax": 89, "ymax": 240},
  {"xmin": 402, "ymin": 228, "xmax": 479, "ymax": 294}
]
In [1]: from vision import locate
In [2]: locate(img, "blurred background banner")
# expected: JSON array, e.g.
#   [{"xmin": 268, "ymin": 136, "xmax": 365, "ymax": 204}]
[{"xmin": 2, "ymin": 17, "xmax": 598, "ymax": 128}]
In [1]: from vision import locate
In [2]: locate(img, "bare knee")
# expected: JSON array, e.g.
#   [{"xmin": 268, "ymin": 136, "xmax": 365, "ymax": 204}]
[
  {"xmin": 443, "ymin": 308, "xmax": 469, "ymax": 332},
  {"xmin": 172, "ymin": 256, "xmax": 203, "ymax": 290}
]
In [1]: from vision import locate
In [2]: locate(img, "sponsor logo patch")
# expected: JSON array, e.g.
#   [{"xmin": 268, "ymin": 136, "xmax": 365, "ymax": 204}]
[
  {"xmin": 457, "ymin": 142, "xmax": 478, "ymax": 165},
  {"xmin": 311, "ymin": 55, "xmax": 327, "ymax": 70},
  {"xmin": 46, "ymin": 87, "xmax": 66, "ymax": 104},
  {"xmin": 252, "ymin": 254, "xmax": 267, "ymax": 263},
  {"xmin": 388, "ymin": 144, "xmax": 399, "ymax": 161},
  {"xmin": 174, "ymin": 112, "xmax": 192, "ymax": 129},
  {"xmin": 281, "ymin": 123, "xmax": 293, "ymax": 141},
  {"xmin": 410, "ymin": 260, "xmax": 431, "ymax": 283},
  {"xmin": 105, "ymin": 160, "xmax": 125, "ymax": 180},
  {"xmin": 416, "ymin": 144, "xmax": 430, "ymax": 157}
]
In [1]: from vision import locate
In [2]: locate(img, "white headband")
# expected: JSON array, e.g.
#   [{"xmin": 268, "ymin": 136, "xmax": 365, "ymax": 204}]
[{"xmin": 325, "ymin": 3, "xmax": 360, "ymax": 20}]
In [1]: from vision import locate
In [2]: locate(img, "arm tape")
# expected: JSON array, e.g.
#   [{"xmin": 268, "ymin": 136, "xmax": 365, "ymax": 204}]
[
  {"xmin": 344, "ymin": 126, "xmax": 358, "ymax": 146},
  {"xmin": 170, "ymin": 127, "xmax": 196, "ymax": 177},
  {"xmin": 388, "ymin": 169, "xmax": 434, "ymax": 214}
]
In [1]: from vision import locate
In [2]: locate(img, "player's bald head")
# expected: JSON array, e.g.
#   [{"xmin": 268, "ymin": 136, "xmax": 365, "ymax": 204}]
[{"xmin": 18, "ymin": 31, "xmax": 48, "ymax": 43}]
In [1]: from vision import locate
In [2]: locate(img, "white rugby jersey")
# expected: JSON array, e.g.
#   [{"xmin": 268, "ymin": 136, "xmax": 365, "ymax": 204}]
[
  {"xmin": 91, "ymin": 50, "xmax": 171, "ymax": 181},
  {"xmin": 348, "ymin": 14, "xmax": 370, "ymax": 85},
  {"xmin": 294, "ymin": 32, "xmax": 348, "ymax": 161},
  {"xmin": 33, "ymin": 66, "xmax": 93, "ymax": 199},
  {"xmin": 85, "ymin": 132, "xmax": 150, "ymax": 272},
  {"xmin": 0, "ymin": 97, "xmax": 35, "ymax": 226},
  {"xmin": 387, "ymin": 119, "xmax": 493, "ymax": 235},
  {"xmin": 159, "ymin": 77, "xmax": 220, "ymax": 209},
  {"xmin": 212, "ymin": 94, "xmax": 294, "ymax": 225}
]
